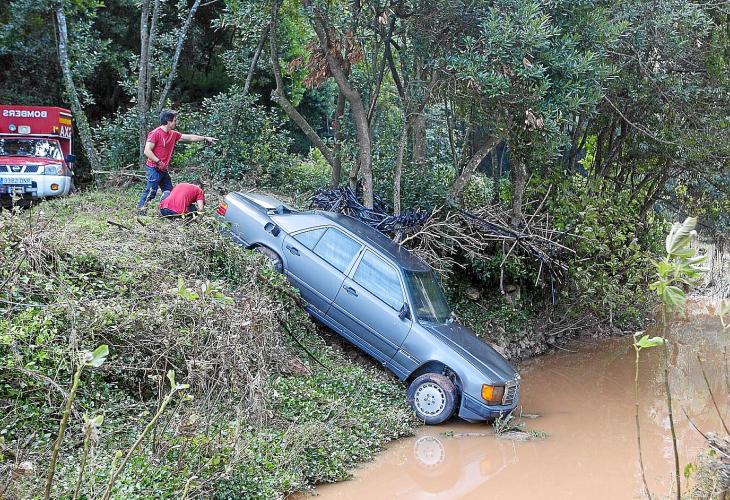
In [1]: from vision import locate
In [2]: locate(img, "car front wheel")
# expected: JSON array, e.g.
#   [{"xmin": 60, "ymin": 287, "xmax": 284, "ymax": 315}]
[{"xmin": 407, "ymin": 373, "xmax": 458, "ymax": 425}]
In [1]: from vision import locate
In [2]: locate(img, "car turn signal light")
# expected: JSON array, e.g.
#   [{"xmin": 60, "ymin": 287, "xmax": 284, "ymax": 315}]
[
  {"xmin": 50, "ymin": 183, "xmax": 60, "ymax": 191},
  {"xmin": 216, "ymin": 201, "xmax": 228, "ymax": 216},
  {"xmin": 482, "ymin": 384, "xmax": 505, "ymax": 405}
]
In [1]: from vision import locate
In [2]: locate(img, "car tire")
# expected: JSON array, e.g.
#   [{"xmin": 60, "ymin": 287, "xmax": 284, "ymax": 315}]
[
  {"xmin": 255, "ymin": 246, "xmax": 283, "ymax": 273},
  {"xmin": 407, "ymin": 373, "xmax": 458, "ymax": 425}
]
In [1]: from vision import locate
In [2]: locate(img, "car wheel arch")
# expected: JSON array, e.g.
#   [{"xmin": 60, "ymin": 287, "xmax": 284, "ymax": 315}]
[
  {"xmin": 251, "ymin": 244, "xmax": 284, "ymax": 272},
  {"xmin": 407, "ymin": 361, "xmax": 463, "ymax": 392}
]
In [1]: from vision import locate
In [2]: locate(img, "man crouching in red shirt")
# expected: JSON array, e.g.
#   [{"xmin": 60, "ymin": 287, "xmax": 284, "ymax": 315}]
[{"xmin": 159, "ymin": 180, "xmax": 205, "ymax": 218}]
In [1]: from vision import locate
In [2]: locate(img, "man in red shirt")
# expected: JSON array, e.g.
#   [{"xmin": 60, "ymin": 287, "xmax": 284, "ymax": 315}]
[
  {"xmin": 136, "ymin": 110, "xmax": 217, "ymax": 212},
  {"xmin": 159, "ymin": 180, "xmax": 205, "ymax": 218}
]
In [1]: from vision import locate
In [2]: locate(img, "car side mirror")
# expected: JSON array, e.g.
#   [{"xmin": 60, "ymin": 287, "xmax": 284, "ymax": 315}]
[
  {"xmin": 399, "ymin": 303, "xmax": 411, "ymax": 320},
  {"xmin": 65, "ymin": 154, "xmax": 76, "ymax": 164}
]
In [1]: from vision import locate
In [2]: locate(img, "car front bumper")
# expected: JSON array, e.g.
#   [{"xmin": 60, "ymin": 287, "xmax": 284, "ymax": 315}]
[
  {"xmin": 0, "ymin": 174, "xmax": 72, "ymax": 199},
  {"xmin": 458, "ymin": 392, "xmax": 520, "ymax": 422}
]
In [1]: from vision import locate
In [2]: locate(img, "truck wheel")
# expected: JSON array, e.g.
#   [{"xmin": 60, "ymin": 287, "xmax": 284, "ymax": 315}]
[
  {"xmin": 407, "ymin": 373, "xmax": 458, "ymax": 425},
  {"xmin": 255, "ymin": 246, "xmax": 283, "ymax": 273}
]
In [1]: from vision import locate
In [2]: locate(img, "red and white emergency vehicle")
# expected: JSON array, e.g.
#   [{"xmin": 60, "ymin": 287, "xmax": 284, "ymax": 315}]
[{"xmin": 0, "ymin": 105, "xmax": 76, "ymax": 203}]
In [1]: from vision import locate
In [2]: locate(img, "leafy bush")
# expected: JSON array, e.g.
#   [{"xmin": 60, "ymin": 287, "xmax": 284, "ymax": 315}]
[
  {"xmin": 544, "ymin": 175, "xmax": 664, "ymax": 327},
  {"xmin": 94, "ymin": 107, "xmax": 141, "ymax": 170},
  {"xmin": 275, "ymin": 149, "xmax": 331, "ymax": 203},
  {"xmin": 177, "ymin": 87, "xmax": 296, "ymax": 184}
]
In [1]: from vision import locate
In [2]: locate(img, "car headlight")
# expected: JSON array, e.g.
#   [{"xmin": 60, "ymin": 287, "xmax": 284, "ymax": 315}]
[
  {"xmin": 43, "ymin": 164, "xmax": 62, "ymax": 175},
  {"xmin": 482, "ymin": 384, "xmax": 505, "ymax": 405}
]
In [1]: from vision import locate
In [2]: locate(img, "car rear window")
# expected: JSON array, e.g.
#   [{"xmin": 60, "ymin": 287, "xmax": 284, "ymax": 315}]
[
  {"xmin": 313, "ymin": 228, "xmax": 361, "ymax": 272},
  {"xmin": 294, "ymin": 227, "xmax": 326, "ymax": 250},
  {"xmin": 353, "ymin": 251, "xmax": 404, "ymax": 310}
]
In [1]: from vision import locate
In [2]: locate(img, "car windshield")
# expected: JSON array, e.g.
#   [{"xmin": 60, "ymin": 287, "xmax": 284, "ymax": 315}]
[
  {"xmin": 0, "ymin": 139, "xmax": 62, "ymax": 160},
  {"xmin": 405, "ymin": 270, "xmax": 451, "ymax": 323}
]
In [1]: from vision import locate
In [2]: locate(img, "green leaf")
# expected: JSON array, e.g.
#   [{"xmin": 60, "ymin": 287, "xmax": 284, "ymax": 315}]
[
  {"xmin": 92, "ymin": 415, "xmax": 104, "ymax": 425},
  {"xmin": 167, "ymin": 369, "xmax": 176, "ymax": 389},
  {"xmin": 684, "ymin": 462, "xmax": 695, "ymax": 479},
  {"xmin": 87, "ymin": 344, "xmax": 109, "ymax": 367},
  {"xmin": 661, "ymin": 285, "xmax": 686, "ymax": 308},
  {"xmin": 665, "ymin": 217, "xmax": 696, "ymax": 258},
  {"xmin": 635, "ymin": 335, "xmax": 665, "ymax": 349}
]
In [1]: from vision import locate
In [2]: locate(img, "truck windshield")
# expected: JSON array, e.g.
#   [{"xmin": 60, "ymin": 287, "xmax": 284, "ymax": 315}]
[
  {"xmin": 405, "ymin": 270, "xmax": 452, "ymax": 324},
  {"xmin": 0, "ymin": 139, "xmax": 62, "ymax": 160}
]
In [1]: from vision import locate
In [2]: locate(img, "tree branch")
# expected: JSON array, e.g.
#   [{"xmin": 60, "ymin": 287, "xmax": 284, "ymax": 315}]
[{"xmin": 269, "ymin": 0, "xmax": 335, "ymax": 167}]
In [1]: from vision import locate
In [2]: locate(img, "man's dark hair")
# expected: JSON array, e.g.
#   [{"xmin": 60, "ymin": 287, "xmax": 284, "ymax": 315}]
[
  {"xmin": 192, "ymin": 178, "xmax": 205, "ymax": 189},
  {"xmin": 159, "ymin": 110, "xmax": 178, "ymax": 125}
]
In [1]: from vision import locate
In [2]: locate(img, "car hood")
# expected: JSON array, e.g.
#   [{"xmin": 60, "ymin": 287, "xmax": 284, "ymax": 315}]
[{"xmin": 423, "ymin": 321, "xmax": 518, "ymax": 383}]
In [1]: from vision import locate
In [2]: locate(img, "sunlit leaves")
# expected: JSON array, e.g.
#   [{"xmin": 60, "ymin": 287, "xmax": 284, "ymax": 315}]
[
  {"xmin": 633, "ymin": 333, "xmax": 665, "ymax": 350},
  {"xmin": 665, "ymin": 217, "xmax": 697, "ymax": 258},
  {"xmin": 82, "ymin": 344, "xmax": 109, "ymax": 368},
  {"xmin": 651, "ymin": 216, "xmax": 706, "ymax": 312}
]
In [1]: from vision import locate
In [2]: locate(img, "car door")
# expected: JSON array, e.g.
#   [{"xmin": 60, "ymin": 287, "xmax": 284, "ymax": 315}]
[
  {"xmin": 282, "ymin": 226, "xmax": 362, "ymax": 315},
  {"xmin": 327, "ymin": 250, "xmax": 412, "ymax": 362}
]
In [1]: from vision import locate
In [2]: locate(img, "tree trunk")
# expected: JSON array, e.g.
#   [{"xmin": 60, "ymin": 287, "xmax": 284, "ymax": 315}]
[
  {"xmin": 411, "ymin": 112, "xmax": 427, "ymax": 168},
  {"xmin": 449, "ymin": 136, "xmax": 498, "ymax": 204},
  {"xmin": 54, "ymin": 2, "xmax": 101, "ymax": 173},
  {"xmin": 331, "ymin": 91, "xmax": 346, "ymax": 187},
  {"xmin": 491, "ymin": 147, "xmax": 500, "ymax": 204},
  {"xmin": 155, "ymin": 0, "xmax": 202, "ymax": 115},
  {"xmin": 269, "ymin": 1, "xmax": 335, "ymax": 168},
  {"xmin": 137, "ymin": 0, "xmax": 151, "ymax": 169},
  {"xmin": 145, "ymin": 0, "xmax": 161, "ymax": 110},
  {"xmin": 309, "ymin": 7, "xmax": 373, "ymax": 208},
  {"xmin": 243, "ymin": 24, "xmax": 268, "ymax": 97},
  {"xmin": 393, "ymin": 117, "xmax": 409, "ymax": 215},
  {"xmin": 510, "ymin": 154, "xmax": 527, "ymax": 228}
]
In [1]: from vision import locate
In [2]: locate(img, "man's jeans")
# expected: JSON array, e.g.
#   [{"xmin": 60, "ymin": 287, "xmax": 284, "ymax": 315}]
[
  {"xmin": 160, "ymin": 205, "xmax": 198, "ymax": 219},
  {"xmin": 137, "ymin": 166, "xmax": 172, "ymax": 209}
]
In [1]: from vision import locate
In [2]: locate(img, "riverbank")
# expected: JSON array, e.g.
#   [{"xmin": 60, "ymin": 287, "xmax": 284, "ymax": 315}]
[{"xmin": 0, "ymin": 188, "xmax": 417, "ymax": 498}]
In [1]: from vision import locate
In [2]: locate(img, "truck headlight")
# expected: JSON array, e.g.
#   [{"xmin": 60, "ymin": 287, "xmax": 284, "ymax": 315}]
[
  {"xmin": 43, "ymin": 164, "xmax": 62, "ymax": 175},
  {"xmin": 482, "ymin": 384, "xmax": 505, "ymax": 405}
]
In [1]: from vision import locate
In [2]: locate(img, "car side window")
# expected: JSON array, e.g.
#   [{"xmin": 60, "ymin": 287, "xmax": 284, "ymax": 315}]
[
  {"xmin": 313, "ymin": 228, "xmax": 362, "ymax": 272},
  {"xmin": 353, "ymin": 251, "xmax": 404, "ymax": 310},
  {"xmin": 294, "ymin": 227, "xmax": 326, "ymax": 250}
]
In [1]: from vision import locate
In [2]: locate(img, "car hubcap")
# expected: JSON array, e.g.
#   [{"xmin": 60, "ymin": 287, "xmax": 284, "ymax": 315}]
[{"xmin": 414, "ymin": 382, "xmax": 446, "ymax": 417}]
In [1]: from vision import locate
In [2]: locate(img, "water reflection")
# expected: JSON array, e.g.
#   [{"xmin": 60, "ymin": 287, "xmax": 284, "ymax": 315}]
[{"xmin": 304, "ymin": 301, "xmax": 728, "ymax": 500}]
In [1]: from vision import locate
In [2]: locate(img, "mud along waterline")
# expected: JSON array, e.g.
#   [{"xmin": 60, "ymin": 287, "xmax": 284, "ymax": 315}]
[{"xmin": 295, "ymin": 300, "xmax": 727, "ymax": 499}]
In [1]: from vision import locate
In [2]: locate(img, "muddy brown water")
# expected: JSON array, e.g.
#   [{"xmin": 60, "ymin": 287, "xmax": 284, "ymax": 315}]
[{"xmin": 295, "ymin": 300, "xmax": 729, "ymax": 499}]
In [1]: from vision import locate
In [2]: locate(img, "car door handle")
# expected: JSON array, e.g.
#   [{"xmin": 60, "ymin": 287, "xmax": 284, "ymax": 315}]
[
  {"xmin": 286, "ymin": 245, "xmax": 300, "ymax": 256},
  {"xmin": 344, "ymin": 285, "xmax": 358, "ymax": 297}
]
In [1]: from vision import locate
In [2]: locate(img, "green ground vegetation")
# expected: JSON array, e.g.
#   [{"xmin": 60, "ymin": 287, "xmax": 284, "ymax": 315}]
[{"xmin": 0, "ymin": 189, "xmax": 416, "ymax": 499}]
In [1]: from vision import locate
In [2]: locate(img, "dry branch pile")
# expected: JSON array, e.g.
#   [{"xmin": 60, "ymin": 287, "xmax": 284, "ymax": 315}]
[{"xmin": 310, "ymin": 187, "xmax": 573, "ymax": 283}]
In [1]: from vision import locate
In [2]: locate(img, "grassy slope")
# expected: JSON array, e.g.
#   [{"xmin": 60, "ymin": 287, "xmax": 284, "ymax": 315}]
[{"xmin": 0, "ymin": 188, "xmax": 416, "ymax": 499}]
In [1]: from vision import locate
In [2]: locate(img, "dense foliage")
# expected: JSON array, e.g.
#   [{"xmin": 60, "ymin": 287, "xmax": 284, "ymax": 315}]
[{"xmin": 1, "ymin": 0, "xmax": 729, "ymax": 496}]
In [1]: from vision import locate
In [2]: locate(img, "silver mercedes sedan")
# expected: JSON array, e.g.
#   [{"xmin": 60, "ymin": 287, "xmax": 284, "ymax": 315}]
[{"xmin": 217, "ymin": 192, "xmax": 520, "ymax": 424}]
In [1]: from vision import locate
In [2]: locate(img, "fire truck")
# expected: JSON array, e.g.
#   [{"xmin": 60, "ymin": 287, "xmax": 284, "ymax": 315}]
[{"xmin": 0, "ymin": 105, "xmax": 76, "ymax": 205}]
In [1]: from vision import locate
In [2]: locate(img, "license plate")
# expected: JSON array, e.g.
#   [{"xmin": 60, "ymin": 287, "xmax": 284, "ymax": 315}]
[{"xmin": 0, "ymin": 177, "xmax": 32, "ymax": 185}]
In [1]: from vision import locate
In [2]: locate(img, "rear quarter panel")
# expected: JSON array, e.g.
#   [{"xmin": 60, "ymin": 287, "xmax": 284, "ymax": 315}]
[{"xmin": 223, "ymin": 193, "xmax": 283, "ymax": 253}]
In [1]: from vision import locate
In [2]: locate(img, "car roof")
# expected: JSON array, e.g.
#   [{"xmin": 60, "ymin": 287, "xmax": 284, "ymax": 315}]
[
  {"xmin": 238, "ymin": 190, "xmax": 431, "ymax": 272},
  {"xmin": 317, "ymin": 211, "xmax": 431, "ymax": 272}
]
